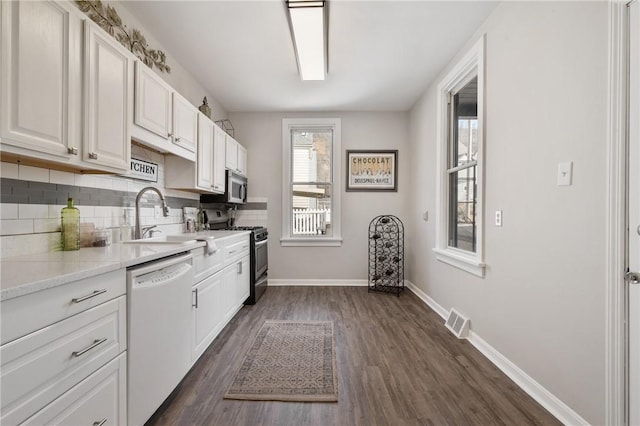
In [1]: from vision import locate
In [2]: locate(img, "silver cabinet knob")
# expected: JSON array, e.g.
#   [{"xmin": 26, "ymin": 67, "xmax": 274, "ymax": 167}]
[
  {"xmin": 89, "ymin": 152, "xmax": 98, "ymax": 160},
  {"xmin": 67, "ymin": 147, "xmax": 78, "ymax": 155}
]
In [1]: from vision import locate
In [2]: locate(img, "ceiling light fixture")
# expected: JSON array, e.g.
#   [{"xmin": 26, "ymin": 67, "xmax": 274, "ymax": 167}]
[{"xmin": 286, "ymin": 0, "xmax": 327, "ymax": 81}]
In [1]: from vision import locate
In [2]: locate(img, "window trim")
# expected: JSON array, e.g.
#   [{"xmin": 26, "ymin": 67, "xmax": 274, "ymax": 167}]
[
  {"xmin": 433, "ymin": 36, "xmax": 486, "ymax": 277},
  {"xmin": 281, "ymin": 118, "xmax": 342, "ymax": 246}
]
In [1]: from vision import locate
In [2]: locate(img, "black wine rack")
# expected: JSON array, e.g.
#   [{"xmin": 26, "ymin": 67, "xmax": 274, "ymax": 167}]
[{"xmin": 368, "ymin": 215, "xmax": 404, "ymax": 296}]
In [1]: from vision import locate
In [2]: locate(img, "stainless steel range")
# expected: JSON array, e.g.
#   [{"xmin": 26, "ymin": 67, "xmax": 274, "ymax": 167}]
[{"xmin": 204, "ymin": 209, "xmax": 268, "ymax": 304}]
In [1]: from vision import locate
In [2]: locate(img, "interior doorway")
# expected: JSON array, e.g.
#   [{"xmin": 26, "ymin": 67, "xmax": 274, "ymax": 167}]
[{"xmin": 628, "ymin": 1, "xmax": 639, "ymax": 424}]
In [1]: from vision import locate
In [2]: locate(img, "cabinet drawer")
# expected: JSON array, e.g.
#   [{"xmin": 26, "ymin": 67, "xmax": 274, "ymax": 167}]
[
  {"xmin": 193, "ymin": 245, "xmax": 224, "ymax": 283},
  {"xmin": 22, "ymin": 353, "xmax": 126, "ymax": 426},
  {"xmin": 1, "ymin": 268, "xmax": 125, "ymax": 344},
  {"xmin": 1, "ymin": 296, "xmax": 126, "ymax": 426},
  {"xmin": 224, "ymin": 236, "xmax": 250, "ymax": 267}
]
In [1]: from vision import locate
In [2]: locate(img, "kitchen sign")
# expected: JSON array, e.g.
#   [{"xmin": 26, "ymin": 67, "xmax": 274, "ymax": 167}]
[
  {"xmin": 346, "ymin": 150, "xmax": 398, "ymax": 191},
  {"xmin": 129, "ymin": 158, "xmax": 159, "ymax": 182}
]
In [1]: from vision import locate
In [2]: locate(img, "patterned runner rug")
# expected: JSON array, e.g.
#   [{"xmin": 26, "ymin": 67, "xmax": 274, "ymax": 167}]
[{"xmin": 224, "ymin": 320, "xmax": 338, "ymax": 402}]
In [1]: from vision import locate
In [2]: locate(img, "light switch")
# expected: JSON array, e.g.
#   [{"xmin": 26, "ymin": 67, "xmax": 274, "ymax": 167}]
[
  {"xmin": 557, "ymin": 161, "xmax": 573, "ymax": 186},
  {"xmin": 422, "ymin": 211, "xmax": 429, "ymax": 222},
  {"xmin": 495, "ymin": 210, "xmax": 502, "ymax": 227}
]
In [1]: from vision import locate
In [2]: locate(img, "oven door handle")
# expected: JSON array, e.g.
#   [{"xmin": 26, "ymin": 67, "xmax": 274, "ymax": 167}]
[{"xmin": 255, "ymin": 239, "xmax": 268, "ymax": 248}]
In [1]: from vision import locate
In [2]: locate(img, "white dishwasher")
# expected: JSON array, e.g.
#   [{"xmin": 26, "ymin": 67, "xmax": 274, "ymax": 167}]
[{"xmin": 127, "ymin": 252, "xmax": 194, "ymax": 426}]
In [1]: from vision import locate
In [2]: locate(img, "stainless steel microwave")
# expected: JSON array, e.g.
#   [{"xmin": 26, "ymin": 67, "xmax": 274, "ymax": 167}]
[{"xmin": 201, "ymin": 170, "xmax": 247, "ymax": 204}]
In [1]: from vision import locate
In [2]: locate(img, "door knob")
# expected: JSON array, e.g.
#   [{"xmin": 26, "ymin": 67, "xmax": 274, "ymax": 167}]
[{"xmin": 625, "ymin": 271, "xmax": 640, "ymax": 285}]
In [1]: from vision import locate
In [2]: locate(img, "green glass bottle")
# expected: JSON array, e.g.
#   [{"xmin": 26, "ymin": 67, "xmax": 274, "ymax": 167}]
[{"xmin": 61, "ymin": 198, "xmax": 80, "ymax": 251}]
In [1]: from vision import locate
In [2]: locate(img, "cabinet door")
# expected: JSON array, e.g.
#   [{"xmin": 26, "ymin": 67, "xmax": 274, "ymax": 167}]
[
  {"xmin": 237, "ymin": 144, "xmax": 248, "ymax": 177},
  {"xmin": 21, "ymin": 354, "xmax": 126, "ymax": 426},
  {"xmin": 0, "ymin": 1, "xmax": 82, "ymax": 158},
  {"xmin": 192, "ymin": 270, "xmax": 224, "ymax": 362},
  {"xmin": 134, "ymin": 61, "xmax": 172, "ymax": 140},
  {"xmin": 225, "ymin": 135, "xmax": 238, "ymax": 171},
  {"xmin": 212, "ymin": 124, "xmax": 227, "ymax": 193},
  {"xmin": 83, "ymin": 21, "xmax": 132, "ymax": 171},
  {"xmin": 172, "ymin": 93, "xmax": 198, "ymax": 153},
  {"xmin": 236, "ymin": 255, "xmax": 250, "ymax": 306},
  {"xmin": 222, "ymin": 265, "xmax": 239, "ymax": 323},
  {"xmin": 197, "ymin": 114, "xmax": 214, "ymax": 191}
]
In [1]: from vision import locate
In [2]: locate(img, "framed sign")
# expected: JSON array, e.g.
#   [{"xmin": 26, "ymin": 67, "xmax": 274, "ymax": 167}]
[
  {"xmin": 129, "ymin": 158, "xmax": 159, "ymax": 182},
  {"xmin": 346, "ymin": 150, "xmax": 398, "ymax": 191}
]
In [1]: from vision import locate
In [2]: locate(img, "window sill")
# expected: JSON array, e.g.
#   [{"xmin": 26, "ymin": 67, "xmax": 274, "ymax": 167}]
[
  {"xmin": 280, "ymin": 237, "xmax": 343, "ymax": 247},
  {"xmin": 433, "ymin": 247, "xmax": 485, "ymax": 277}
]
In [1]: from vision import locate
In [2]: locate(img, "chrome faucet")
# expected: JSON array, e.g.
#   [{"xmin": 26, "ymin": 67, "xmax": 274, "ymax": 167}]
[{"xmin": 135, "ymin": 187, "xmax": 170, "ymax": 239}]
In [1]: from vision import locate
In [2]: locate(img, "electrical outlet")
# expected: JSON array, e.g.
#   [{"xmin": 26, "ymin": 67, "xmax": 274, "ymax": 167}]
[
  {"xmin": 422, "ymin": 211, "xmax": 429, "ymax": 222},
  {"xmin": 154, "ymin": 206, "xmax": 162, "ymax": 218},
  {"xmin": 495, "ymin": 210, "xmax": 503, "ymax": 227}
]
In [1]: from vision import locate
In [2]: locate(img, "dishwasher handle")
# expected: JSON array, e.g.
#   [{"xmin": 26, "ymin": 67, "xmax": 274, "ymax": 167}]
[
  {"xmin": 128, "ymin": 252, "xmax": 193, "ymax": 277},
  {"xmin": 128, "ymin": 253, "xmax": 194, "ymax": 289}
]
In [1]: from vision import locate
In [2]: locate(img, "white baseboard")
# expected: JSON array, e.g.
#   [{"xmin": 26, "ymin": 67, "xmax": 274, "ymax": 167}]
[
  {"xmin": 405, "ymin": 280, "xmax": 448, "ymax": 319},
  {"xmin": 268, "ymin": 279, "xmax": 368, "ymax": 287},
  {"xmin": 404, "ymin": 280, "xmax": 589, "ymax": 426}
]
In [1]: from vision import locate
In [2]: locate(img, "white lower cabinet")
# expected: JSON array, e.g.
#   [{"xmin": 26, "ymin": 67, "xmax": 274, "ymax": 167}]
[
  {"xmin": 190, "ymin": 233, "xmax": 250, "ymax": 364},
  {"xmin": 0, "ymin": 270, "xmax": 127, "ymax": 426},
  {"xmin": 236, "ymin": 256, "xmax": 251, "ymax": 307},
  {"xmin": 222, "ymin": 264, "xmax": 240, "ymax": 323},
  {"xmin": 192, "ymin": 269, "xmax": 225, "ymax": 361},
  {"xmin": 22, "ymin": 353, "xmax": 126, "ymax": 426}
]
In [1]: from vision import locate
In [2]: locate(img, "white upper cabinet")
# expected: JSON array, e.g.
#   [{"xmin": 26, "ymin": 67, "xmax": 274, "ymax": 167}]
[
  {"xmin": 0, "ymin": 0, "xmax": 82, "ymax": 161},
  {"xmin": 133, "ymin": 62, "xmax": 172, "ymax": 140},
  {"xmin": 0, "ymin": 1, "xmax": 131, "ymax": 173},
  {"xmin": 83, "ymin": 21, "xmax": 132, "ymax": 172},
  {"xmin": 172, "ymin": 92, "xmax": 198, "ymax": 154},
  {"xmin": 237, "ymin": 144, "xmax": 247, "ymax": 176},
  {"xmin": 132, "ymin": 63, "xmax": 197, "ymax": 162},
  {"xmin": 212, "ymin": 124, "xmax": 227, "ymax": 193},
  {"xmin": 225, "ymin": 135, "xmax": 238, "ymax": 171},
  {"xmin": 224, "ymin": 135, "xmax": 247, "ymax": 177},
  {"xmin": 197, "ymin": 114, "xmax": 214, "ymax": 190},
  {"xmin": 165, "ymin": 113, "xmax": 224, "ymax": 194}
]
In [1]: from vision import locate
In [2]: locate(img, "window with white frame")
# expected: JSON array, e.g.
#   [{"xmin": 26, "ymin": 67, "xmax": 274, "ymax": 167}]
[
  {"xmin": 281, "ymin": 118, "xmax": 342, "ymax": 246},
  {"xmin": 434, "ymin": 36, "xmax": 486, "ymax": 277}
]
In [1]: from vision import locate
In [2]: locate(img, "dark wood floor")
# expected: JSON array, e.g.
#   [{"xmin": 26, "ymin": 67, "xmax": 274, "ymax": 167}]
[{"xmin": 146, "ymin": 286, "xmax": 560, "ymax": 426}]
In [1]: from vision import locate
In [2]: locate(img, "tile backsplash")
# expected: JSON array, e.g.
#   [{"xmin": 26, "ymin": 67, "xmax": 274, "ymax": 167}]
[
  {"xmin": 0, "ymin": 149, "xmax": 268, "ymax": 258},
  {"xmin": 0, "ymin": 147, "xmax": 200, "ymax": 257}
]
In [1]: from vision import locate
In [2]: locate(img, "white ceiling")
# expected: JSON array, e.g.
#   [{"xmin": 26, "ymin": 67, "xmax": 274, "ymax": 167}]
[{"xmin": 122, "ymin": 1, "xmax": 498, "ymax": 112}]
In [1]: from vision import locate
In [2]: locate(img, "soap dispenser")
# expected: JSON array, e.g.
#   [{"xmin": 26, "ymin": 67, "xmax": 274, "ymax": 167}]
[
  {"xmin": 120, "ymin": 209, "xmax": 132, "ymax": 242},
  {"xmin": 61, "ymin": 198, "xmax": 80, "ymax": 251}
]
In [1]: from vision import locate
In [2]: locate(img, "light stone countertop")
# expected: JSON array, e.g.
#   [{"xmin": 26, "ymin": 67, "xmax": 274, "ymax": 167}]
[{"xmin": 0, "ymin": 230, "xmax": 251, "ymax": 301}]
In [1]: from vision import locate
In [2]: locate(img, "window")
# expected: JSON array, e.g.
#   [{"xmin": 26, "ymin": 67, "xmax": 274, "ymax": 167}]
[
  {"xmin": 282, "ymin": 118, "xmax": 342, "ymax": 246},
  {"xmin": 434, "ymin": 36, "xmax": 485, "ymax": 276}
]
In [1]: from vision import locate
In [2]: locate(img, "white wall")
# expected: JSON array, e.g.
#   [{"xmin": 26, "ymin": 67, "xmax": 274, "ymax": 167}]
[
  {"xmin": 229, "ymin": 111, "xmax": 409, "ymax": 280},
  {"xmin": 112, "ymin": 1, "xmax": 227, "ymax": 121},
  {"xmin": 408, "ymin": 2, "xmax": 608, "ymax": 424}
]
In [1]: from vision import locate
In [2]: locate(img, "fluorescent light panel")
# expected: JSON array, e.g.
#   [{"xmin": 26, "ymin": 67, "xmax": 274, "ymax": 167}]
[{"xmin": 287, "ymin": 1, "xmax": 326, "ymax": 81}]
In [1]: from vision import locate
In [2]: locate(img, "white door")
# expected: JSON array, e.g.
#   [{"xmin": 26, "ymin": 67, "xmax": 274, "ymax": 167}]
[
  {"xmin": 172, "ymin": 92, "xmax": 198, "ymax": 153},
  {"xmin": 134, "ymin": 61, "xmax": 172, "ymax": 139},
  {"xmin": 84, "ymin": 21, "xmax": 132, "ymax": 172},
  {"xmin": 0, "ymin": 1, "xmax": 82, "ymax": 158},
  {"xmin": 629, "ymin": 1, "xmax": 639, "ymax": 424},
  {"xmin": 212, "ymin": 124, "xmax": 227, "ymax": 193},
  {"xmin": 197, "ymin": 114, "xmax": 214, "ymax": 190}
]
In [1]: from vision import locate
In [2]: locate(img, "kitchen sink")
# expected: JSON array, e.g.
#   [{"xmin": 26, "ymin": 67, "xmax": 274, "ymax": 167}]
[{"xmin": 123, "ymin": 235, "xmax": 198, "ymax": 245}]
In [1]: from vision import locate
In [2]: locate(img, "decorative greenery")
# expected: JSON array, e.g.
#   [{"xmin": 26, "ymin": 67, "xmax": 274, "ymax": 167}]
[{"xmin": 76, "ymin": 0, "xmax": 171, "ymax": 73}]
